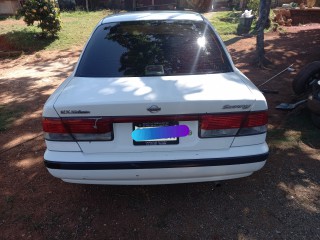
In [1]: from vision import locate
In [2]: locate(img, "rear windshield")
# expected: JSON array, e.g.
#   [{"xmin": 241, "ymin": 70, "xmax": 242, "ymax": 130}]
[{"xmin": 75, "ymin": 20, "xmax": 232, "ymax": 77}]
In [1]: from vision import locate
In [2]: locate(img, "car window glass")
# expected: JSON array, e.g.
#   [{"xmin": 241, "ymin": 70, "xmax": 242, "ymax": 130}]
[{"xmin": 76, "ymin": 20, "xmax": 232, "ymax": 77}]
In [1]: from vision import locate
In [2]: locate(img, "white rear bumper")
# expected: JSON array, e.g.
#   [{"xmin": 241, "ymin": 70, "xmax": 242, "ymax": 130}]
[
  {"xmin": 48, "ymin": 162, "xmax": 265, "ymax": 185},
  {"xmin": 44, "ymin": 143, "xmax": 268, "ymax": 185}
]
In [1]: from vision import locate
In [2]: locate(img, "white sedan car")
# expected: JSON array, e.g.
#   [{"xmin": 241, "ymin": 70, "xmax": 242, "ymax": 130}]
[{"xmin": 42, "ymin": 11, "xmax": 268, "ymax": 185}]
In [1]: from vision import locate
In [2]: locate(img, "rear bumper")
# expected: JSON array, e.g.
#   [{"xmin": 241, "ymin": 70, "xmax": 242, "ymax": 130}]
[
  {"xmin": 44, "ymin": 144, "xmax": 268, "ymax": 185},
  {"xmin": 45, "ymin": 153, "xmax": 268, "ymax": 170}
]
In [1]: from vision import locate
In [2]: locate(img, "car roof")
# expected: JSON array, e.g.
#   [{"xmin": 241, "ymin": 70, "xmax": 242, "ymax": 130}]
[{"xmin": 101, "ymin": 11, "xmax": 204, "ymax": 24}]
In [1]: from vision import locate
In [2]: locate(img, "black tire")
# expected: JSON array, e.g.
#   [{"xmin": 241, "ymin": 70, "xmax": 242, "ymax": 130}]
[
  {"xmin": 308, "ymin": 95, "xmax": 320, "ymax": 115},
  {"xmin": 311, "ymin": 113, "xmax": 320, "ymax": 129},
  {"xmin": 292, "ymin": 61, "xmax": 320, "ymax": 95}
]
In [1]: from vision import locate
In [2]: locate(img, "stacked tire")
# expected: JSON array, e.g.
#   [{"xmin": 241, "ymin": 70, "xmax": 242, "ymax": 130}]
[{"xmin": 293, "ymin": 61, "xmax": 320, "ymax": 128}]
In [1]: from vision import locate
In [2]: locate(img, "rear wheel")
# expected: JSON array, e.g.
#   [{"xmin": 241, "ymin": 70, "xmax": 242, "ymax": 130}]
[{"xmin": 292, "ymin": 61, "xmax": 320, "ymax": 95}]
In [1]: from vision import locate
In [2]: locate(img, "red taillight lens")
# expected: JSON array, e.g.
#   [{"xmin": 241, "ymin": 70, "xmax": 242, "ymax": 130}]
[
  {"xmin": 42, "ymin": 118, "xmax": 113, "ymax": 141},
  {"xmin": 42, "ymin": 118, "xmax": 67, "ymax": 133},
  {"xmin": 43, "ymin": 111, "xmax": 268, "ymax": 141},
  {"xmin": 243, "ymin": 111, "xmax": 268, "ymax": 128},
  {"xmin": 43, "ymin": 118, "xmax": 112, "ymax": 133},
  {"xmin": 200, "ymin": 114, "xmax": 245, "ymax": 130},
  {"xmin": 200, "ymin": 111, "xmax": 268, "ymax": 138}
]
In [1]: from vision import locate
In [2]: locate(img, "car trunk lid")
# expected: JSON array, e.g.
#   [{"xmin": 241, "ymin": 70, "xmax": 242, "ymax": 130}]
[
  {"xmin": 54, "ymin": 73, "xmax": 254, "ymax": 116},
  {"xmin": 52, "ymin": 73, "xmax": 257, "ymax": 153}
]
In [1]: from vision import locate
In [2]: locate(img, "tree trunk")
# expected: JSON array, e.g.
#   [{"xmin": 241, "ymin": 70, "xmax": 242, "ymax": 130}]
[
  {"xmin": 85, "ymin": 0, "xmax": 89, "ymax": 11},
  {"xmin": 256, "ymin": 0, "xmax": 272, "ymax": 67}
]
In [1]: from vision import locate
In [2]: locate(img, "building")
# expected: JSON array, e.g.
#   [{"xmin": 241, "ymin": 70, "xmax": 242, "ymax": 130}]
[
  {"xmin": 91, "ymin": 0, "xmax": 215, "ymax": 11},
  {"xmin": 134, "ymin": 0, "xmax": 178, "ymax": 10},
  {"xmin": 101, "ymin": 0, "xmax": 180, "ymax": 11},
  {"xmin": 0, "ymin": 0, "xmax": 20, "ymax": 14}
]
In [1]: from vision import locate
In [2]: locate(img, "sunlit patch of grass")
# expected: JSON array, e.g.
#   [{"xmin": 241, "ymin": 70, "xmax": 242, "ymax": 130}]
[
  {"xmin": 46, "ymin": 10, "xmax": 112, "ymax": 50},
  {"xmin": 208, "ymin": 11, "xmax": 242, "ymax": 40},
  {"xmin": 0, "ymin": 10, "xmax": 113, "ymax": 52}
]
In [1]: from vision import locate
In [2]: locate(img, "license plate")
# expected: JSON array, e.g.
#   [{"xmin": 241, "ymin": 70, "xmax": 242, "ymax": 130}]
[{"xmin": 133, "ymin": 121, "xmax": 179, "ymax": 146}]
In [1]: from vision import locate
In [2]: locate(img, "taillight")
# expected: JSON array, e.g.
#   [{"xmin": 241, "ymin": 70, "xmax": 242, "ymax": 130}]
[
  {"xmin": 200, "ymin": 111, "xmax": 267, "ymax": 138},
  {"xmin": 42, "ymin": 111, "xmax": 267, "ymax": 141},
  {"xmin": 42, "ymin": 118, "xmax": 113, "ymax": 141},
  {"xmin": 237, "ymin": 111, "xmax": 268, "ymax": 136},
  {"xmin": 200, "ymin": 114, "xmax": 244, "ymax": 130},
  {"xmin": 242, "ymin": 112, "xmax": 268, "ymax": 128}
]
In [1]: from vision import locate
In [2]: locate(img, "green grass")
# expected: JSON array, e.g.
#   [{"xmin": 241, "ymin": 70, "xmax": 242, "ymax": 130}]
[
  {"xmin": 0, "ymin": 15, "xmax": 15, "ymax": 21},
  {"xmin": 0, "ymin": 10, "xmax": 258, "ymax": 51},
  {"xmin": 0, "ymin": 10, "xmax": 113, "ymax": 52},
  {"xmin": 0, "ymin": 10, "xmax": 277, "ymax": 52},
  {"xmin": 208, "ymin": 11, "xmax": 242, "ymax": 41},
  {"xmin": 47, "ymin": 10, "xmax": 112, "ymax": 50},
  {"xmin": 0, "ymin": 105, "xmax": 24, "ymax": 132},
  {"xmin": 267, "ymin": 110, "xmax": 320, "ymax": 149}
]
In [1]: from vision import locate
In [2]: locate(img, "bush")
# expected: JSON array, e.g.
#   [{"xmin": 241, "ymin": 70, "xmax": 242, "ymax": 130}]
[
  {"xmin": 247, "ymin": 0, "xmax": 259, "ymax": 15},
  {"xmin": 18, "ymin": 0, "xmax": 61, "ymax": 38}
]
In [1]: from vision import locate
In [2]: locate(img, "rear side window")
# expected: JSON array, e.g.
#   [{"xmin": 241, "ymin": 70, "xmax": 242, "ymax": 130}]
[{"xmin": 76, "ymin": 20, "xmax": 232, "ymax": 77}]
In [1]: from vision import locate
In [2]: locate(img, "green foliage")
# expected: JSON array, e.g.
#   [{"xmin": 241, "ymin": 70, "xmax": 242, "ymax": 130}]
[
  {"xmin": 246, "ymin": 0, "xmax": 260, "ymax": 15},
  {"xmin": 18, "ymin": 0, "xmax": 61, "ymax": 38},
  {"xmin": 219, "ymin": 11, "xmax": 241, "ymax": 24},
  {"xmin": 209, "ymin": 11, "xmax": 242, "ymax": 39}
]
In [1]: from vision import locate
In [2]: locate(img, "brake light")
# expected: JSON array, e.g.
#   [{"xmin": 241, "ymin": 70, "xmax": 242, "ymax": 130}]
[
  {"xmin": 200, "ymin": 114, "xmax": 245, "ymax": 130},
  {"xmin": 42, "ymin": 111, "xmax": 267, "ymax": 141},
  {"xmin": 242, "ymin": 111, "xmax": 268, "ymax": 128},
  {"xmin": 238, "ymin": 111, "xmax": 268, "ymax": 136},
  {"xmin": 42, "ymin": 118, "xmax": 113, "ymax": 141},
  {"xmin": 200, "ymin": 111, "xmax": 267, "ymax": 138}
]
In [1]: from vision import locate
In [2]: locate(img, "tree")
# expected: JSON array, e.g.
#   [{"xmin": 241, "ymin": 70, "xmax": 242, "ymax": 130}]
[
  {"xmin": 255, "ymin": 0, "xmax": 271, "ymax": 67},
  {"xmin": 18, "ymin": 0, "xmax": 61, "ymax": 38}
]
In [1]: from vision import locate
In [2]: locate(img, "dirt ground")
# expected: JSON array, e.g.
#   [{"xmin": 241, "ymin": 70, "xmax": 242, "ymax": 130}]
[{"xmin": 0, "ymin": 24, "xmax": 320, "ymax": 240}]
